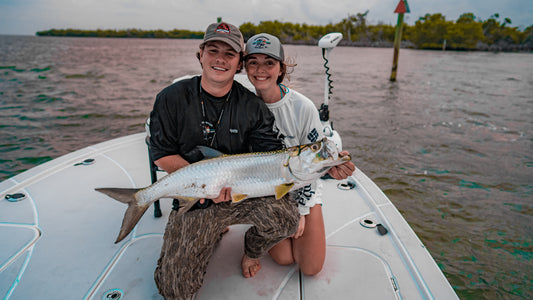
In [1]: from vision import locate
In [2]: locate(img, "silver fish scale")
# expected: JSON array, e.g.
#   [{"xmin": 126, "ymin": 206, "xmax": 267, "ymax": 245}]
[{"xmin": 137, "ymin": 151, "xmax": 290, "ymax": 204}]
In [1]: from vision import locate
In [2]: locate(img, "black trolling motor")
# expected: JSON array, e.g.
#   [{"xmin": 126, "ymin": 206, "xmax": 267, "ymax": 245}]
[{"xmin": 317, "ymin": 32, "xmax": 343, "ymax": 150}]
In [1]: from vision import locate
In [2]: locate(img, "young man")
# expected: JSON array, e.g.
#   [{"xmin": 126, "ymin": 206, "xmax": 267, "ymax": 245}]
[{"xmin": 149, "ymin": 22, "xmax": 300, "ymax": 299}]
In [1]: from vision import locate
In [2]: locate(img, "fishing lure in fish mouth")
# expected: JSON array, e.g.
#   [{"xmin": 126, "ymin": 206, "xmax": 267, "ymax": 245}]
[{"xmin": 96, "ymin": 137, "xmax": 351, "ymax": 243}]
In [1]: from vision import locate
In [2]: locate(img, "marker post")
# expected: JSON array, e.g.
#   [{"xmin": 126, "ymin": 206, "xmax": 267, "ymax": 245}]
[{"xmin": 390, "ymin": 0, "xmax": 410, "ymax": 81}]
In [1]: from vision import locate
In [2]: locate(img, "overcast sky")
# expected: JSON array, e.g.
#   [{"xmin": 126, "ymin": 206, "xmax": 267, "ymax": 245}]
[{"xmin": 1, "ymin": 0, "xmax": 532, "ymax": 36}]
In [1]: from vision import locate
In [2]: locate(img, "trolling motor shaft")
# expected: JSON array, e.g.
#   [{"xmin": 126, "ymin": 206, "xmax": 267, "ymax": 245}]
[
  {"xmin": 317, "ymin": 32, "xmax": 343, "ymax": 149},
  {"xmin": 318, "ymin": 33, "xmax": 342, "ymax": 122}
]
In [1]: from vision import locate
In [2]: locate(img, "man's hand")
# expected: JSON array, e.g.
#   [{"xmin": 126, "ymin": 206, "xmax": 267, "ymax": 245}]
[
  {"xmin": 198, "ymin": 187, "xmax": 232, "ymax": 205},
  {"xmin": 328, "ymin": 151, "xmax": 356, "ymax": 180},
  {"xmin": 212, "ymin": 187, "xmax": 233, "ymax": 203}
]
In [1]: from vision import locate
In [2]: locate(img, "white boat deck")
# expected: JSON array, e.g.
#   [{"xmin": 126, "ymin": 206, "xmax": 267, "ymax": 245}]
[{"xmin": 0, "ymin": 133, "xmax": 457, "ymax": 299}]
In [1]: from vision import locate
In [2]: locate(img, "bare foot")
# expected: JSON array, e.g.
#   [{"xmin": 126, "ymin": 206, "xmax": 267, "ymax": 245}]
[
  {"xmin": 221, "ymin": 227, "xmax": 229, "ymax": 235},
  {"xmin": 241, "ymin": 255, "xmax": 261, "ymax": 278}
]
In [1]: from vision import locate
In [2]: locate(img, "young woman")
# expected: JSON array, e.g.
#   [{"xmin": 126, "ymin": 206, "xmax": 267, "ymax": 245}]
[{"xmin": 244, "ymin": 33, "xmax": 355, "ymax": 275}]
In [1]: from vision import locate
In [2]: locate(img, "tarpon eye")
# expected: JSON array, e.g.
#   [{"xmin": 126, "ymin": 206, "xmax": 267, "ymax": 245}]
[{"xmin": 311, "ymin": 143, "xmax": 320, "ymax": 152}]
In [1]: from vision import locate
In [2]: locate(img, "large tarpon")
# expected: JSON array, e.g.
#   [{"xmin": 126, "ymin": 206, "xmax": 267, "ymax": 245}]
[{"xmin": 96, "ymin": 137, "xmax": 351, "ymax": 243}]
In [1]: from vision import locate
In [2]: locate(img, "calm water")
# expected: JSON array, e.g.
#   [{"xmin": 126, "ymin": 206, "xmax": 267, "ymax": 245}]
[{"xmin": 1, "ymin": 35, "xmax": 532, "ymax": 298}]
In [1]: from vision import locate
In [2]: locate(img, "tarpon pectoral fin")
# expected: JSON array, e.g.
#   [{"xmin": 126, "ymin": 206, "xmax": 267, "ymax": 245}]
[
  {"xmin": 231, "ymin": 194, "xmax": 248, "ymax": 203},
  {"xmin": 275, "ymin": 183, "xmax": 294, "ymax": 200}
]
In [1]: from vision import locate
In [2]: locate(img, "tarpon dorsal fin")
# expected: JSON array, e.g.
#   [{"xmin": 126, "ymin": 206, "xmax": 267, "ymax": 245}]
[
  {"xmin": 232, "ymin": 193, "xmax": 248, "ymax": 203},
  {"xmin": 275, "ymin": 183, "xmax": 294, "ymax": 199},
  {"xmin": 197, "ymin": 146, "xmax": 225, "ymax": 159}
]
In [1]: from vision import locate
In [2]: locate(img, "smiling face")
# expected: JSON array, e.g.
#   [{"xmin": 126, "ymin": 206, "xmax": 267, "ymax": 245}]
[
  {"xmin": 199, "ymin": 41, "xmax": 242, "ymax": 94},
  {"xmin": 244, "ymin": 53, "xmax": 282, "ymax": 96}
]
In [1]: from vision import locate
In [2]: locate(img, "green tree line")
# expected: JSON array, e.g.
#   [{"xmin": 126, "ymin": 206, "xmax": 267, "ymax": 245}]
[
  {"xmin": 405, "ymin": 13, "xmax": 533, "ymax": 51},
  {"xmin": 36, "ymin": 12, "xmax": 533, "ymax": 51}
]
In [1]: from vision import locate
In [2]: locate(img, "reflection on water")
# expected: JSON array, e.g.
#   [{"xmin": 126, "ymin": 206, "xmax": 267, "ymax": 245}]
[{"xmin": 1, "ymin": 35, "xmax": 532, "ymax": 298}]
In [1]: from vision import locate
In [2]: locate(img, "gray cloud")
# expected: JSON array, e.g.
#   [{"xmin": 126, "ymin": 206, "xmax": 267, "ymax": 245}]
[{"xmin": 1, "ymin": 0, "xmax": 531, "ymax": 35}]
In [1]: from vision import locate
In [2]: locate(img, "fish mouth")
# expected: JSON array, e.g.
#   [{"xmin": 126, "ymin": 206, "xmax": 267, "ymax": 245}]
[
  {"xmin": 339, "ymin": 153, "xmax": 351, "ymax": 161},
  {"xmin": 322, "ymin": 152, "xmax": 351, "ymax": 164},
  {"xmin": 320, "ymin": 138, "xmax": 351, "ymax": 163},
  {"xmin": 322, "ymin": 139, "xmax": 340, "ymax": 160}
]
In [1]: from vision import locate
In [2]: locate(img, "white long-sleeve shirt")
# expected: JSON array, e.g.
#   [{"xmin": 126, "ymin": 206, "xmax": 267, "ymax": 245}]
[{"xmin": 265, "ymin": 88, "xmax": 324, "ymax": 215}]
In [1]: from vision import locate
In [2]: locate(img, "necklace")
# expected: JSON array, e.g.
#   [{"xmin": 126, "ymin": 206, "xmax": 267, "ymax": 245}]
[
  {"xmin": 200, "ymin": 86, "xmax": 232, "ymax": 147},
  {"xmin": 279, "ymin": 84, "xmax": 289, "ymax": 99}
]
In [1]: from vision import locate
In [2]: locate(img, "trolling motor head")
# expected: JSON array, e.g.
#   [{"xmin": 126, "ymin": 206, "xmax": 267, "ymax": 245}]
[
  {"xmin": 317, "ymin": 32, "xmax": 343, "ymax": 150},
  {"xmin": 318, "ymin": 32, "xmax": 343, "ymax": 49},
  {"xmin": 318, "ymin": 32, "xmax": 343, "ymax": 114}
]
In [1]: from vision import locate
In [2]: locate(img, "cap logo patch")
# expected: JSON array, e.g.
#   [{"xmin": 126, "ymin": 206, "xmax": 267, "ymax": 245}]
[
  {"xmin": 215, "ymin": 23, "xmax": 230, "ymax": 34},
  {"xmin": 252, "ymin": 37, "xmax": 271, "ymax": 49}
]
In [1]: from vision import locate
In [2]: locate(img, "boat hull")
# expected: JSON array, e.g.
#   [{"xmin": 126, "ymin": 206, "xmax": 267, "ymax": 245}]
[{"xmin": 0, "ymin": 133, "xmax": 457, "ymax": 299}]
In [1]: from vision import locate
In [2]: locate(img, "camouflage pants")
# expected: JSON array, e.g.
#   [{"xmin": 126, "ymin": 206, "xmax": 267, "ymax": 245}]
[{"xmin": 154, "ymin": 195, "xmax": 299, "ymax": 299}]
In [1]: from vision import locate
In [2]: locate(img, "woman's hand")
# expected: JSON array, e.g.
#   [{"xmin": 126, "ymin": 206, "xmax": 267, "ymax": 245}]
[
  {"xmin": 292, "ymin": 215, "xmax": 306, "ymax": 239},
  {"xmin": 328, "ymin": 151, "xmax": 356, "ymax": 180}
]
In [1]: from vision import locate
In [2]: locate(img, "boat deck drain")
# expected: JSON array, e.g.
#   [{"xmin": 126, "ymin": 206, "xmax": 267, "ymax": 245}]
[
  {"xmin": 103, "ymin": 289, "xmax": 123, "ymax": 300},
  {"xmin": 360, "ymin": 218, "xmax": 378, "ymax": 228},
  {"xmin": 360, "ymin": 218, "xmax": 388, "ymax": 235},
  {"xmin": 337, "ymin": 180, "xmax": 355, "ymax": 190},
  {"xmin": 5, "ymin": 193, "xmax": 26, "ymax": 202},
  {"xmin": 74, "ymin": 158, "xmax": 95, "ymax": 166}
]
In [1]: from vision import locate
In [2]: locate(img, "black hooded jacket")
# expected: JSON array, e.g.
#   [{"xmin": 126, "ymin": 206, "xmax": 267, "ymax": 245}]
[{"xmin": 149, "ymin": 76, "xmax": 283, "ymax": 164}]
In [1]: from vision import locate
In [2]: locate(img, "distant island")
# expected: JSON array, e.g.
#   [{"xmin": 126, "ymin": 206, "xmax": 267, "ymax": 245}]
[
  {"xmin": 36, "ymin": 28, "xmax": 204, "ymax": 39},
  {"xmin": 36, "ymin": 12, "xmax": 533, "ymax": 52}
]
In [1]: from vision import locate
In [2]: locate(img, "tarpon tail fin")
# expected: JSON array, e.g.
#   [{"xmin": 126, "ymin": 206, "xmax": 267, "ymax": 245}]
[
  {"xmin": 95, "ymin": 187, "xmax": 141, "ymax": 204},
  {"xmin": 95, "ymin": 187, "xmax": 148, "ymax": 244}
]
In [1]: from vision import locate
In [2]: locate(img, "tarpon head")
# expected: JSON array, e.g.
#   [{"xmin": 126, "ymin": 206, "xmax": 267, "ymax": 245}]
[{"xmin": 285, "ymin": 137, "xmax": 351, "ymax": 183}]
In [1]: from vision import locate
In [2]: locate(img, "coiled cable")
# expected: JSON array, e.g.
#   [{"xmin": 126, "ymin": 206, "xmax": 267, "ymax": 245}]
[{"xmin": 322, "ymin": 48, "xmax": 334, "ymax": 99}]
